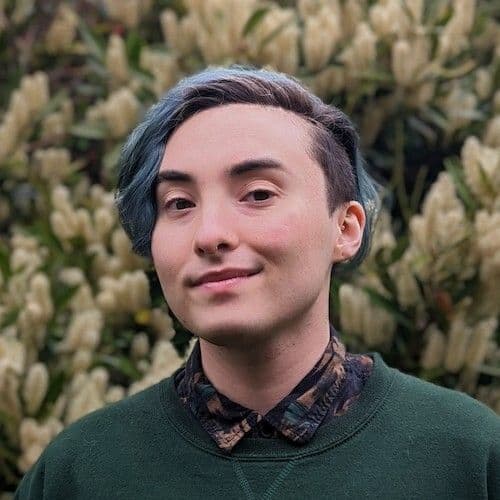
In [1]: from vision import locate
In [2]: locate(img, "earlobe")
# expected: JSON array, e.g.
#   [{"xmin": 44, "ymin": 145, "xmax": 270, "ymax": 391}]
[{"xmin": 332, "ymin": 228, "xmax": 347, "ymax": 263}]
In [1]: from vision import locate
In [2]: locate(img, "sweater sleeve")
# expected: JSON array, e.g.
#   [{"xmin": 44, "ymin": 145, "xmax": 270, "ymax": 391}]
[
  {"xmin": 14, "ymin": 455, "xmax": 46, "ymax": 500},
  {"xmin": 488, "ymin": 433, "xmax": 500, "ymax": 498}
]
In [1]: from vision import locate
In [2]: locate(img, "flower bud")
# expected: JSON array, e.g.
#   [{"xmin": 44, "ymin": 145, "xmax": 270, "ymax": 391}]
[
  {"xmin": 420, "ymin": 325, "xmax": 446, "ymax": 370},
  {"xmin": 131, "ymin": 332, "xmax": 150, "ymax": 359},
  {"xmin": 22, "ymin": 362, "xmax": 49, "ymax": 415},
  {"xmin": 106, "ymin": 34, "xmax": 129, "ymax": 84}
]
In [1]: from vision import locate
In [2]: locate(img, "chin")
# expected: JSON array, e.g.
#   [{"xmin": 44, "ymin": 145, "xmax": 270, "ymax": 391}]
[{"xmin": 190, "ymin": 318, "xmax": 271, "ymax": 349}]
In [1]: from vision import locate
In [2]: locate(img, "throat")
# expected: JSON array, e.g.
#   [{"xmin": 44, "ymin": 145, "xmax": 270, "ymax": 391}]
[{"xmin": 198, "ymin": 329, "xmax": 330, "ymax": 414}]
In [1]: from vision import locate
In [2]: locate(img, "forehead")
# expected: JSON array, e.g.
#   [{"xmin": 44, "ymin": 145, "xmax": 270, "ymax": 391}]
[{"xmin": 159, "ymin": 103, "xmax": 315, "ymax": 177}]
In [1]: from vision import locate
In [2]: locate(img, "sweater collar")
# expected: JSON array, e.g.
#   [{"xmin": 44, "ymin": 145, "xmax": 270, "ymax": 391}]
[
  {"xmin": 160, "ymin": 351, "xmax": 393, "ymax": 459},
  {"xmin": 175, "ymin": 325, "xmax": 374, "ymax": 452}
]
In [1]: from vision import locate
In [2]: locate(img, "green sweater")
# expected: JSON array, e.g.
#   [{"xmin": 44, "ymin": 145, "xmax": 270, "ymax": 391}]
[{"xmin": 15, "ymin": 352, "xmax": 500, "ymax": 499}]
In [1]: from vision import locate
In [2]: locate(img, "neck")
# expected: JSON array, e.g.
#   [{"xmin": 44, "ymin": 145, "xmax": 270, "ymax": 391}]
[{"xmin": 198, "ymin": 314, "xmax": 331, "ymax": 415}]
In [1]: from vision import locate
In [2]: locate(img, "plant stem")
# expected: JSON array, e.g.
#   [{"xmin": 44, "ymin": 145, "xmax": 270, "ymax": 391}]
[{"xmin": 393, "ymin": 117, "xmax": 411, "ymax": 224}]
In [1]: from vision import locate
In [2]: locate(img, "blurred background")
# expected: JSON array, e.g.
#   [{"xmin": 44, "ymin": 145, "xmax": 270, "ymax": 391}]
[{"xmin": 0, "ymin": 0, "xmax": 499, "ymax": 494}]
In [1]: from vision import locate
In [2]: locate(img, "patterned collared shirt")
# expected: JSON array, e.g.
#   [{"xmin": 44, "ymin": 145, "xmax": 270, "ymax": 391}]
[{"xmin": 175, "ymin": 325, "xmax": 374, "ymax": 453}]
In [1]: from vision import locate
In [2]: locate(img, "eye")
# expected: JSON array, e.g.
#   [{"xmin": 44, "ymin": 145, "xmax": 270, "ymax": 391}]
[
  {"xmin": 245, "ymin": 189, "xmax": 275, "ymax": 203},
  {"xmin": 164, "ymin": 197, "xmax": 194, "ymax": 211},
  {"xmin": 162, "ymin": 189, "xmax": 275, "ymax": 213}
]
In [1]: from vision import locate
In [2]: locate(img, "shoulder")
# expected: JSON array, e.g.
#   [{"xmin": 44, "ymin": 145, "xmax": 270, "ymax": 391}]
[
  {"xmin": 376, "ymin": 361, "xmax": 500, "ymax": 497},
  {"xmin": 396, "ymin": 367, "xmax": 497, "ymax": 417},
  {"xmin": 15, "ymin": 378, "xmax": 173, "ymax": 499},
  {"xmin": 40, "ymin": 376, "xmax": 168, "ymax": 464},
  {"xmin": 387, "ymin": 364, "xmax": 499, "ymax": 444}
]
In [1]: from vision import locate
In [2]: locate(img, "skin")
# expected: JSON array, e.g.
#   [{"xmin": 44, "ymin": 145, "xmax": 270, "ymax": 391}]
[{"xmin": 151, "ymin": 103, "xmax": 365, "ymax": 415}]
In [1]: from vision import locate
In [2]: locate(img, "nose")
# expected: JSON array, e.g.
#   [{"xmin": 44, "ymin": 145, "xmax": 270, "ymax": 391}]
[{"xmin": 193, "ymin": 203, "xmax": 239, "ymax": 257}]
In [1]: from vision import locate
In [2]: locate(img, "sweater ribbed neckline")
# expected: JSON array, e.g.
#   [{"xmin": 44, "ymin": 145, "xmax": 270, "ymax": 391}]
[{"xmin": 158, "ymin": 351, "xmax": 397, "ymax": 460}]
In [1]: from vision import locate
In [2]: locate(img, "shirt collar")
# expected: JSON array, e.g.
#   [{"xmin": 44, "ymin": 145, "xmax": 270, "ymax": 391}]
[{"xmin": 175, "ymin": 324, "xmax": 372, "ymax": 452}]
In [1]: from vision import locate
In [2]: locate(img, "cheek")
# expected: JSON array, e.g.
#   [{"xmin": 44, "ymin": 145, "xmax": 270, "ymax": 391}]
[
  {"xmin": 151, "ymin": 227, "xmax": 179, "ymax": 285},
  {"xmin": 249, "ymin": 211, "xmax": 309, "ymax": 258},
  {"xmin": 251, "ymin": 207, "xmax": 333, "ymax": 269},
  {"xmin": 150, "ymin": 229, "xmax": 165, "ymax": 272}
]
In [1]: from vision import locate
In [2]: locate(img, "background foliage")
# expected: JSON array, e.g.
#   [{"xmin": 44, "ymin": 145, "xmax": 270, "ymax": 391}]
[{"xmin": 0, "ymin": 0, "xmax": 499, "ymax": 494}]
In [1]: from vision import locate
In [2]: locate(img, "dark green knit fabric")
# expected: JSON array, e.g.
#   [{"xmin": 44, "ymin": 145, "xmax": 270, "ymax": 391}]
[{"xmin": 15, "ymin": 352, "xmax": 500, "ymax": 499}]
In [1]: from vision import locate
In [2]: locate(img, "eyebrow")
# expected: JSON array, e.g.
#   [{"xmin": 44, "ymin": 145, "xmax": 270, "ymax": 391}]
[{"xmin": 155, "ymin": 157, "xmax": 285, "ymax": 186}]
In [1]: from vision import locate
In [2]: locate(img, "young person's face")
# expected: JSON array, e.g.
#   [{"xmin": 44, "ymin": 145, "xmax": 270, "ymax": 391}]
[{"xmin": 152, "ymin": 103, "xmax": 363, "ymax": 347}]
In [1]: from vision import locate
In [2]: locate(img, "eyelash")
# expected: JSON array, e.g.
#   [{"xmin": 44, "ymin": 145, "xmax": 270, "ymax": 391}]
[{"xmin": 163, "ymin": 189, "xmax": 276, "ymax": 212}]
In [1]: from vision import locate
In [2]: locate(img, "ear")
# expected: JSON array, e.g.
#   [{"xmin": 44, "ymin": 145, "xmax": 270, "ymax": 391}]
[{"xmin": 332, "ymin": 201, "xmax": 366, "ymax": 263}]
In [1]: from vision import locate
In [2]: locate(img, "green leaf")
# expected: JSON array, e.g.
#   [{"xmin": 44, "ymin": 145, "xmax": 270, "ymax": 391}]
[
  {"xmin": 0, "ymin": 241, "xmax": 10, "ymax": 280},
  {"xmin": 25, "ymin": 220, "xmax": 64, "ymax": 254},
  {"xmin": 409, "ymin": 163, "xmax": 429, "ymax": 212},
  {"xmin": 362, "ymin": 286, "xmax": 415, "ymax": 330},
  {"xmin": 1, "ymin": 308, "xmax": 19, "ymax": 328},
  {"xmin": 77, "ymin": 18, "xmax": 105, "ymax": 62},
  {"xmin": 394, "ymin": 335, "xmax": 408, "ymax": 358},
  {"xmin": 451, "ymin": 275, "xmax": 479, "ymax": 304},
  {"xmin": 418, "ymin": 366, "xmax": 447, "ymax": 381},
  {"xmin": 444, "ymin": 157, "xmax": 479, "ymax": 215},
  {"xmin": 52, "ymin": 283, "xmax": 80, "ymax": 310},
  {"xmin": 435, "ymin": 60, "xmax": 477, "ymax": 82},
  {"xmin": 126, "ymin": 30, "xmax": 143, "ymax": 67},
  {"xmin": 42, "ymin": 370, "xmax": 67, "ymax": 410},
  {"xmin": 477, "ymin": 162, "xmax": 496, "ymax": 198},
  {"xmin": 375, "ymin": 259, "xmax": 398, "ymax": 298},
  {"xmin": 75, "ymin": 82, "xmax": 106, "ymax": 97},
  {"xmin": 390, "ymin": 234, "xmax": 410, "ymax": 262},
  {"xmin": 243, "ymin": 7, "xmax": 270, "ymax": 36},
  {"xmin": 0, "ymin": 409, "xmax": 18, "ymax": 431},
  {"xmin": 70, "ymin": 122, "xmax": 108, "ymax": 140},
  {"xmin": 358, "ymin": 68, "xmax": 393, "ymax": 83},
  {"xmin": 407, "ymin": 116, "xmax": 437, "ymax": 143},
  {"xmin": 157, "ymin": 0, "xmax": 186, "ymax": 13},
  {"xmin": 39, "ymin": 89, "xmax": 69, "ymax": 118},
  {"xmin": 420, "ymin": 106, "xmax": 449, "ymax": 131},
  {"xmin": 103, "ymin": 141, "xmax": 123, "ymax": 172},
  {"xmin": 424, "ymin": 0, "xmax": 452, "ymax": 26},
  {"xmin": 95, "ymin": 354, "xmax": 142, "ymax": 381}
]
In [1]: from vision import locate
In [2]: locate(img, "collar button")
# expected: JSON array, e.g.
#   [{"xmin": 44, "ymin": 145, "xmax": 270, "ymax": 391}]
[{"xmin": 260, "ymin": 421, "xmax": 275, "ymax": 438}]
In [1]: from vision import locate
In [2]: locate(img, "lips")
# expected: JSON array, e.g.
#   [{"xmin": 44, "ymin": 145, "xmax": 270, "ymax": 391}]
[{"xmin": 192, "ymin": 268, "xmax": 260, "ymax": 287}]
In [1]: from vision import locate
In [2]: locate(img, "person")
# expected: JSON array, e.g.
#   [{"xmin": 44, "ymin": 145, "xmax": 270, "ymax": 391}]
[{"xmin": 15, "ymin": 66, "xmax": 499, "ymax": 499}]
